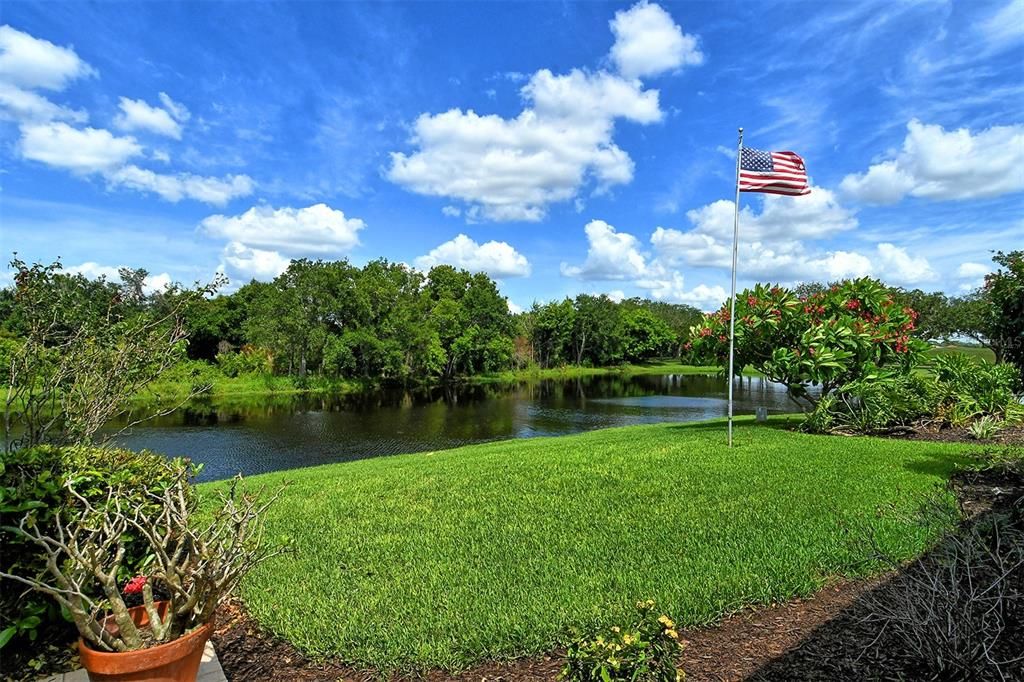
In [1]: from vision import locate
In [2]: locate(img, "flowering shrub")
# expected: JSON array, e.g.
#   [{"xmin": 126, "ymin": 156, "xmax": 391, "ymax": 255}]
[
  {"xmin": 688, "ymin": 278, "xmax": 926, "ymax": 408},
  {"xmin": 561, "ymin": 600, "xmax": 684, "ymax": 682}
]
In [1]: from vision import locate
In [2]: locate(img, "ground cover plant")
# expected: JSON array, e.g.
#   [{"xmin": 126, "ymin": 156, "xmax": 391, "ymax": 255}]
[{"xmin": 201, "ymin": 419, "xmax": 980, "ymax": 672}]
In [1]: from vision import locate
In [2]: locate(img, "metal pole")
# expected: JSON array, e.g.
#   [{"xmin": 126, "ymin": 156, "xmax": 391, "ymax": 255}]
[{"xmin": 728, "ymin": 127, "xmax": 743, "ymax": 448}]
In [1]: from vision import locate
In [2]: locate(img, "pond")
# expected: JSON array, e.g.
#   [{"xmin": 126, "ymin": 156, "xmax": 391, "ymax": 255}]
[{"xmin": 110, "ymin": 374, "xmax": 797, "ymax": 481}]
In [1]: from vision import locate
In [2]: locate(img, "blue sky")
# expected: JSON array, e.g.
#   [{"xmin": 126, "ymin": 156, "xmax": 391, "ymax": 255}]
[{"xmin": 1, "ymin": 0, "xmax": 1022, "ymax": 311}]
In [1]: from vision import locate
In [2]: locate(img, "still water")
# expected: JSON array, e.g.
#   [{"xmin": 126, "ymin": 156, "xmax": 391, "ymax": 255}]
[{"xmin": 111, "ymin": 374, "xmax": 795, "ymax": 481}]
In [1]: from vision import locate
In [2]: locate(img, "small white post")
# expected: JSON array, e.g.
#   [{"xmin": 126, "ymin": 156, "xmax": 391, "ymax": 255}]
[{"xmin": 728, "ymin": 128, "xmax": 743, "ymax": 448}]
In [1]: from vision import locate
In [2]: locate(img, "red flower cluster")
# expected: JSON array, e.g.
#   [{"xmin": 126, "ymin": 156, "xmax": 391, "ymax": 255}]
[
  {"xmin": 747, "ymin": 296, "xmax": 759, "ymax": 307},
  {"xmin": 845, "ymin": 299, "xmax": 861, "ymax": 311},
  {"xmin": 124, "ymin": 576, "xmax": 148, "ymax": 595}
]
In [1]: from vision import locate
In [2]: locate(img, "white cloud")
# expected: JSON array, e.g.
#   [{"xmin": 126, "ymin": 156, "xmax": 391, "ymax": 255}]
[
  {"xmin": 608, "ymin": 1, "xmax": 703, "ymax": 78},
  {"xmin": 114, "ymin": 96, "xmax": 182, "ymax": 139},
  {"xmin": 561, "ymin": 219, "xmax": 648, "ymax": 280},
  {"xmin": 606, "ymin": 290, "xmax": 626, "ymax": 303},
  {"xmin": 0, "ymin": 81, "xmax": 86, "ymax": 123},
  {"xmin": 158, "ymin": 92, "xmax": 190, "ymax": 122},
  {"xmin": 219, "ymin": 242, "xmax": 292, "ymax": 282},
  {"xmin": 0, "ymin": 25, "xmax": 95, "ymax": 91},
  {"xmin": 19, "ymin": 122, "xmax": 142, "ymax": 172},
  {"xmin": 840, "ymin": 119, "xmax": 1024, "ymax": 204},
  {"xmin": 0, "ymin": 27, "xmax": 93, "ymax": 125},
  {"xmin": 108, "ymin": 165, "xmax": 254, "ymax": 205},
  {"xmin": 441, "ymin": 205, "xmax": 461, "ymax": 218},
  {"xmin": 560, "ymin": 218, "xmax": 726, "ymax": 308},
  {"xmin": 202, "ymin": 204, "xmax": 364, "ymax": 256},
  {"xmin": 388, "ymin": 69, "xmax": 659, "ymax": 222},
  {"xmin": 387, "ymin": 3, "xmax": 696, "ymax": 222},
  {"xmin": 1, "ymin": 28, "xmax": 250, "ymax": 207},
  {"xmin": 979, "ymin": 0, "xmax": 1024, "ymax": 47},
  {"xmin": 414, "ymin": 234, "xmax": 531, "ymax": 278},
  {"xmin": 66, "ymin": 262, "xmax": 173, "ymax": 294},
  {"xmin": 957, "ymin": 262, "xmax": 990, "ymax": 279}
]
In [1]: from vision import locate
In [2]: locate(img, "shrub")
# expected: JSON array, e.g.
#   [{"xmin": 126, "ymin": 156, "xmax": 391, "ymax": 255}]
[
  {"xmin": 0, "ymin": 446, "xmax": 194, "ymax": 651},
  {"xmin": 932, "ymin": 354, "xmax": 1023, "ymax": 425},
  {"xmin": 688, "ymin": 278, "xmax": 924, "ymax": 409},
  {"xmin": 804, "ymin": 373, "xmax": 937, "ymax": 434},
  {"xmin": 561, "ymin": 600, "xmax": 684, "ymax": 682},
  {"xmin": 215, "ymin": 344, "xmax": 273, "ymax": 378}
]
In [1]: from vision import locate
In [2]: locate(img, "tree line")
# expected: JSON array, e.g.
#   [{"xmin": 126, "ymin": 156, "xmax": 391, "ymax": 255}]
[
  {"xmin": 0, "ymin": 258, "xmax": 701, "ymax": 385},
  {"xmin": 1, "ymin": 252, "xmax": 1017, "ymax": 385}
]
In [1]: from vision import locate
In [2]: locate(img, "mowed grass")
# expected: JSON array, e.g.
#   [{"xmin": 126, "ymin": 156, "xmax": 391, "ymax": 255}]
[
  {"xmin": 926, "ymin": 344, "xmax": 996, "ymax": 363},
  {"xmin": 202, "ymin": 419, "xmax": 975, "ymax": 672}
]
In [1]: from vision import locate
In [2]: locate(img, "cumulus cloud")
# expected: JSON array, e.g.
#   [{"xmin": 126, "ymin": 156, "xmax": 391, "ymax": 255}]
[
  {"xmin": 388, "ymin": 3, "xmax": 698, "ymax": 222},
  {"xmin": 415, "ymin": 234, "xmax": 531, "ymax": 278},
  {"xmin": 19, "ymin": 122, "xmax": 142, "ymax": 172},
  {"xmin": 0, "ymin": 26, "xmax": 93, "ymax": 125},
  {"xmin": 114, "ymin": 96, "xmax": 183, "ymax": 139},
  {"xmin": 1, "ymin": 28, "xmax": 251, "ymax": 207},
  {"xmin": 219, "ymin": 242, "xmax": 293, "ymax": 282},
  {"xmin": 107, "ymin": 165, "xmax": 254, "ymax": 205},
  {"xmin": 840, "ymin": 119, "xmax": 1024, "ymax": 204},
  {"xmin": 560, "ymin": 219, "xmax": 727, "ymax": 308},
  {"xmin": 0, "ymin": 80, "xmax": 86, "ymax": 123},
  {"xmin": 561, "ymin": 219, "xmax": 648, "ymax": 280},
  {"xmin": 651, "ymin": 191, "xmax": 936, "ymax": 286},
  {"xmin": 66, "ymin": 262, "xmax": 173, "ymax": 294},
  {"xmin": 608, "ymin": 0, "xmax": 703, "ymax": 78},
  {"xmin": 0, "ymin": 25, "xmax": 95, "ymax": 91},
  {"xmin": 202, "ymin": 204, "xmax": 367, "ymax": 283},
  {"xmin": 201, "ymin": 204, "xmax": 364, "ymax": 254}
]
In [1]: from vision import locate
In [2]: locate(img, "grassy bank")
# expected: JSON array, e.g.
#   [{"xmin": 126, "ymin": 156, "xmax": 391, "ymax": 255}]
[
  {"xmin": 479, "ymin": 359, "xmax": 756, "ymax": 383},
  {"xmin": 137, "ymin": 359, "xmax": 734, "ymax": 401},
  {"xmin": 202, "ymin": 418, "xmax": 977, "ymax": 672}
]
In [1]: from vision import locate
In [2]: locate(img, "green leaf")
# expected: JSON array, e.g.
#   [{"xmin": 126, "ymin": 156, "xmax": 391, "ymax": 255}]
[{"xmin": 0, "ymin": 627, "xmax": 16, "ymax": 648}]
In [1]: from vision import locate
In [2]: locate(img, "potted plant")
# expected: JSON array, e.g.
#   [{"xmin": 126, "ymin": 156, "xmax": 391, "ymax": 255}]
[{"xmin": 0, "ymin": 463, "xmax": 288, "ymax": 682}]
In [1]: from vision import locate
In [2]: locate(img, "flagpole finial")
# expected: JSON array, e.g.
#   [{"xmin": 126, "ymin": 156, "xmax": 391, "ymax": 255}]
[{"xmin": 738, "ymin": 127, "xmax": 743, "ymax": 133}]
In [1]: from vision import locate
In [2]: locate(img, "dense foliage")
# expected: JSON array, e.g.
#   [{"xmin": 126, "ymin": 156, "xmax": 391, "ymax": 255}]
[
  {"xmin": 804, "ymin": 351, "xmax": 1023, "ymax": 435},
  {"xmin": 0, "ymin": 446, "xmax": 193, "ymax": 652},
  {"xmin": 528, "ymin": 296, "xmax": 701, "ymax": 369},
  {"xmin": 688, "ymin": 278, "xmax": 925, "ymax": 407},
  {"xmin": 1, "ymin": 260, "xmax": 704, "ymax": 387},
  {"xmin": 984, "ymin": 251, "xmax": 1023, "ymax": 372}
]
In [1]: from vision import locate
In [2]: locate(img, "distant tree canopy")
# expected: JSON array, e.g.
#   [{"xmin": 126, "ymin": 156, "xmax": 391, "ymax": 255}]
[{"xmin": 3, "ymin": 251, "xmax": 1018, "ymax": 384}]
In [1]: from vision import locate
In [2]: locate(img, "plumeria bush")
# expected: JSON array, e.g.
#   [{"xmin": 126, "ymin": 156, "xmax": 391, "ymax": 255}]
[
  {"xmin": 561, "ymin": 600, "xmax": 684, "ymax": 682},
  {"xmin": 688, "ymin": 278, "xmax": 925, "ymax": 409}
]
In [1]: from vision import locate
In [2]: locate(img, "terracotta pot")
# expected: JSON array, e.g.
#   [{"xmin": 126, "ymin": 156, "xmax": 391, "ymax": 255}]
[{"xmin": 78, "ymin": 602, "xmax": 213, "ymax": 682}]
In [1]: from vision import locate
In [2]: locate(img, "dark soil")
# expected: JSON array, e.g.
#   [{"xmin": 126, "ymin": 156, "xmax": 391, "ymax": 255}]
[{"xmin": 891, "ymin": 422, "xmax": 1024, "ymax": 446}]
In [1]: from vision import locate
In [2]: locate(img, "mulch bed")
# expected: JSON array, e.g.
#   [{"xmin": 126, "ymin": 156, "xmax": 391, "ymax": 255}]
[{"xmin": 890, "ymin": 422, "xmax": 1024, "ymax": 446}]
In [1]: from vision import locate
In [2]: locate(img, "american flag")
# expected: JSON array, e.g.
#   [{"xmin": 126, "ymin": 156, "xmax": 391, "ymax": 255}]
[{"xmin": 739, "ymin": 148, "xmax": 810, "ymax": 196}]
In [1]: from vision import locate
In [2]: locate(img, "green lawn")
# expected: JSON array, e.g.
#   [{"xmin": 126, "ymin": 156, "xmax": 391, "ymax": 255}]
[{"xmin": 201, "ymin": 419, "xmax": 975, "ymax": 672}]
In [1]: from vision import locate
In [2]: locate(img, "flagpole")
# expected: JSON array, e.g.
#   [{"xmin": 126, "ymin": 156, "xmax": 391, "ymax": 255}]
[{"xmin": 728, "ymin": 127, "xmax": 743, "ymax": 448}]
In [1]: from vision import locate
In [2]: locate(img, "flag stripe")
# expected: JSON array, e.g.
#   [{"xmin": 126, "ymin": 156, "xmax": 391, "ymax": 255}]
[{"xmin": 738, "ymin": 148, "xmax": 810, "ymax": 195}]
